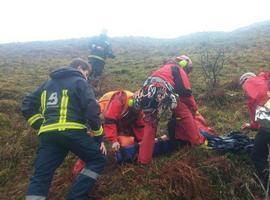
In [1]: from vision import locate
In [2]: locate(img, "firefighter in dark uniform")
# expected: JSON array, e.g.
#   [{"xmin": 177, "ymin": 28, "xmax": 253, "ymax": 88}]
[{"xmin": 22, "ymin": 58, "xmax": 106, "ymax": 200}]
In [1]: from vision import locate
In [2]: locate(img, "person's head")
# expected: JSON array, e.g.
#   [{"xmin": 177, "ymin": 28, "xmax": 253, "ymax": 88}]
[
  {"xmin": 175, "ymin": 55, "xmax": 193, "ymax": 74},
  {"xmin": 69, "ymin": 58, "xmax": 92, "ymax": 80},
  {"xmin": 239, "ymin": 72, "xmax": 256, "ymax": 86}
]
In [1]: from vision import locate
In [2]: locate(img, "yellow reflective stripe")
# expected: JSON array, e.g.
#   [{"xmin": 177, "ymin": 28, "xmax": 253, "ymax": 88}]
[
  {"xmin": 88, "ymin": 55, "xmax": 105, "ymax": 62},
  {"xmin": 59, "ymin": 90, "xmax": 69, "ymax": 125},
  {"xmin": 41, "ymin": 90, "xmax": 47, "ymax": 115},
  {"xmin": 28, "ymin": 114, "xmax": 43, "ymax": 126},
  {"xmin": 38, "ymin": 122, "xmax": 86, "ymax": 134},
  {"xmin": 63, "ymin": 91, "xmax": 69, "ymax": 122},
  {"xmin": 92, "ymin": 126, "xmax": 103, "ymax": 136}
]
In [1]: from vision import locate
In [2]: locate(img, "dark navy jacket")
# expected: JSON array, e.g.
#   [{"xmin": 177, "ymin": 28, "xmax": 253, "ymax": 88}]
[{"xmin": 21, "ymin": 67, "xmax": 102, "ymax": 135}]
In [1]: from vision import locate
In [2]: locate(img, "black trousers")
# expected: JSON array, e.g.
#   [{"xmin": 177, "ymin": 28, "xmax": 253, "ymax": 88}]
[
  {"xmin": 252, "ymin": 128, "xmax": 270, "ymax": 188},
  {"xmin": 27, "ymin": 130, "xmax": 106, "ymax": 200}
]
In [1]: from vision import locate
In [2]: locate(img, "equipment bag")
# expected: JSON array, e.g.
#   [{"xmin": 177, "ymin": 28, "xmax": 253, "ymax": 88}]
[{"xmin": 200, "ymin": 131, "xmax": 254, "ymax": 154}]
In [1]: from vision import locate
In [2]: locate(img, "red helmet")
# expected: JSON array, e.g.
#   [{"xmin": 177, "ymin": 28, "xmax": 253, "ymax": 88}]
[{"xmin": 175, "ymin": 55, "xmax": 192, "ymax": 74}]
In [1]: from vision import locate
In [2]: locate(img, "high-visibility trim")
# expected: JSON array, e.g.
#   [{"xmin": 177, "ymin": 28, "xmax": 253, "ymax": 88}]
[
  {"xmin": 28, "ymin": 114, "xmax": 43, "ymax": 126},
  {"xmin": 25, "ymin": 195, "xmax": 46, "ymax": 200},
  {"xmin": 38, "ymin": 122, "xmax": 86, "ymax": 134},
  {"xmin": 80, "ymin": 168, "xmax": 99, "ymax": 180},
  {"xmin": 59, "ymin": 90, "xmax": 69, "ymax": 131},
  {"xmin": 92, "ymin": 126, "xmax": 103, "ymax": 136},
  {"xmin": 88, "ymin": 55, "xmax": 105, "ymax": 62},
  {"xmin": 41, "ymin": 90, "xmax": 47, "ymax": 115}
]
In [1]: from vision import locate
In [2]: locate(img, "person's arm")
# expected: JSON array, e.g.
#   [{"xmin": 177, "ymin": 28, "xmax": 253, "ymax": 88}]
[
  {"xmin": 242, "ymin": 81, "xmax": 260, "ymax": 130},
  {"xmin": 77, "ymin": 80, "xmax": 103, "ymax": 142},
  {"xmin": 103, "ymin": 92, "xmax": 124, "ymax": 150},
  {"xmin": 181, "ymin": 96, "xmax": 198, "ymax": 114},
  {"xmin": 21, "ymin": 84, "xmax": 45, "ymax": 130},
  {"xmin": 173, "ymin": 66, "xmax": 198, "ymax": 112},
  {"xmin": 245, "ymin": 98, "xmax": 260, "ymax": 130}
]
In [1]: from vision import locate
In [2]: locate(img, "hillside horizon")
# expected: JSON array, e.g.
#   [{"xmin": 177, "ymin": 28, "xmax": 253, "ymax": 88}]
[
  {"xmin": 0, "ymin": 17, "xmax": 270, "ymax": 199},
  {"xmin": 1, "ymin": 19, "xmax": 269, "ymax": 46}
]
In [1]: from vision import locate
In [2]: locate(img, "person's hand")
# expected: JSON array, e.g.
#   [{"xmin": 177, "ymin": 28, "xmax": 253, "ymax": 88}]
[
  {"xmin": 195, "ymin": 110, "xmax": 200, "ymax": 116},
  {"xmin": 100, "ymin": 142, "xmax": 107, "ymax": 155},
  {"xmin": 241, "ymin": 122, "xmax": 251, "ymax": 130},
  {"xmin": 112, "ymin": 141, "xmax": 120, "ymax": 152}
]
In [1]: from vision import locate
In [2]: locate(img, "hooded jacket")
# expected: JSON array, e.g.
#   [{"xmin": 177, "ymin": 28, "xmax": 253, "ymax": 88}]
[{"xmin": 21, "ymin": 67, "xmax": 102, "ymax": 135}]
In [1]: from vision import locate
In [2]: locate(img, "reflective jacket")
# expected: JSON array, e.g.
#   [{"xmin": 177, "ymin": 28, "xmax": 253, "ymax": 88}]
[
  {"xmin": 243, "ymin": 71, "xmax": 270, "ymax": 129},
  {"xmin": 21, "ymin": 67, "xmax": 103, "ymax": 136},
  {"xmin": 151, "ymin": 62, "xmax": 198, "ymax": 112}
]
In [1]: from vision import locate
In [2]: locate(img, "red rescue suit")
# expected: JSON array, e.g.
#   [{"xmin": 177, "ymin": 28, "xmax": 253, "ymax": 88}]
[
  {"xmin": 138, "ymin": 62, "xmax": 205, "ymax": 164},
  {"xmin": 72, "ymin": 91, "xmax": 145, "ymax": 177},
  {"xmin": 243, "ymin": 72, "xmax": 270, "ymax": 129},
  {"xmin": 103, "ymin": 91, "xmax": 145, "ymax": 143}
]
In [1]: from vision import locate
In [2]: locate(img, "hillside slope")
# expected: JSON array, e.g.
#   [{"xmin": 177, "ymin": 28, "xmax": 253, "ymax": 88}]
[{"xmin": 0, "ymin": 20, "xmax": 270, "ymax": 199}]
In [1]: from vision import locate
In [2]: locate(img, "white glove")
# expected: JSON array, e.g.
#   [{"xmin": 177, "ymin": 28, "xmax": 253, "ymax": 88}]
[
  {"xmin": 112, "ymin": 141, "xmax": 121, "ymax": 151},
  {"xmin": 241, "ymin": 122, "xmax": 251, "ymax": 130},
  {"xmin": 100, "ymin": 142, "xmax": 107, "ymax": 155}
]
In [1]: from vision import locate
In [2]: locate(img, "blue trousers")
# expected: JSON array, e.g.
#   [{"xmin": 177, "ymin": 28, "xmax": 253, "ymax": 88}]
[{"xmin": 26, "ymin": 130, "xmax": 106, "ymax": 200}]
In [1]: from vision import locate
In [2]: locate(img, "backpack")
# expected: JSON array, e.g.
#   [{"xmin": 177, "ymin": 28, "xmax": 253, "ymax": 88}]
[{"xmin": 98, "ymin": 90, "xmax": 134, "ymax": 113}]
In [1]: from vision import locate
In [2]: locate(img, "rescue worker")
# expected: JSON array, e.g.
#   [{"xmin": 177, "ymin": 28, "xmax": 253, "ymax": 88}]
[
  {"xmin": 169, "ymin": 55, "xmax": 207, "ymax": 138},
  {"xmin": 88, "ymin": 32, "xmax": 115, "ymax": 82},
  {"xmin": 240, "ymin": 71, "xmax": 270, "ymax": 188},
  {"xmin": 134, "ymin": 55, "xmax": 205, "ymax": 164},
  {"xmin": 21, "ymin": 58, "xmax": 106, "ymax": 200},
  {"xmin": 100, "ymin": 90, "xmax": 145, "ymax": 151},
  {"xmin": 72, "ymin": 90, "xmax": 145, "ymax": 175}
]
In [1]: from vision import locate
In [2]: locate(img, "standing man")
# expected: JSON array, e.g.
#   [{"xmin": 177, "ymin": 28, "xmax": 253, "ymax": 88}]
[
  {"xmin": 240, "ymin": 71, "xmax": 270, "ymax": 188},
  {"xmin": 22, "ymin": 58, "xmax": 106, "ymax": 200},
  {"xmin": 88, "ymin": 32, "xmax": 115, "ymax": 84}
]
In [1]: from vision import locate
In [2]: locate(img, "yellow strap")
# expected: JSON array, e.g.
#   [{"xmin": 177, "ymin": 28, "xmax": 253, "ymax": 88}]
[
  {"xmin": 92, "ymin": 126, "xmax": 103, "ymax": 136},
  {"xmin": 59, "ymin": 90, "xmax": 69, "ymax": 127},
  {"xmin": 28, "ymin": 114, "xmax": 43, "ymax": 126},
  {"xmin": 38, "ymin": 122, "xmax": 87, "ymax": 134},
  {"xmin": 41, "ymin": 90, "xmax": 47, "ymax": 115}
]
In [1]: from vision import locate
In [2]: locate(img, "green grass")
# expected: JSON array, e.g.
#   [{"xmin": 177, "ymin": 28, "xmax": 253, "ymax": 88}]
[{"xmin": 1, "ymin": 21, "xmax": 270, "ymax": 199}]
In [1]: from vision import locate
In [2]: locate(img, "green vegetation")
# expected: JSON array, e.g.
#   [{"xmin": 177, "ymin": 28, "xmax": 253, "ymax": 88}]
[{"xmin": 0, "ymin": 20, "xmax": 270, "ymax": 199}]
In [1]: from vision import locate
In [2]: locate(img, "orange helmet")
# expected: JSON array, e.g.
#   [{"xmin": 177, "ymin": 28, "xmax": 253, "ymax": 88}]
[{"xmin": 175, "ymin": 55, "xmax": 192, "ymax": 74}]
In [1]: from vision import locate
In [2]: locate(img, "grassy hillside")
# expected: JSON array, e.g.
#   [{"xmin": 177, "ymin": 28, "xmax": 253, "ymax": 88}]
[{"xmin": 0, "ymin": 20, "xmax": 270, "ymax": 199}]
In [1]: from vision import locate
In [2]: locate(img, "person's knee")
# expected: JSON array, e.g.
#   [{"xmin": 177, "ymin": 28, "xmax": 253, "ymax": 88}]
[{"xmin": 85, "ymin": 153, "xmax": 107, "ymax": 173}]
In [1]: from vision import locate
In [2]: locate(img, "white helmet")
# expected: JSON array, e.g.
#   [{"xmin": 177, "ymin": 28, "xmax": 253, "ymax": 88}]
[{"xmin": 239, "ymin": 72, "xmax": 256, "ymax": 86}]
